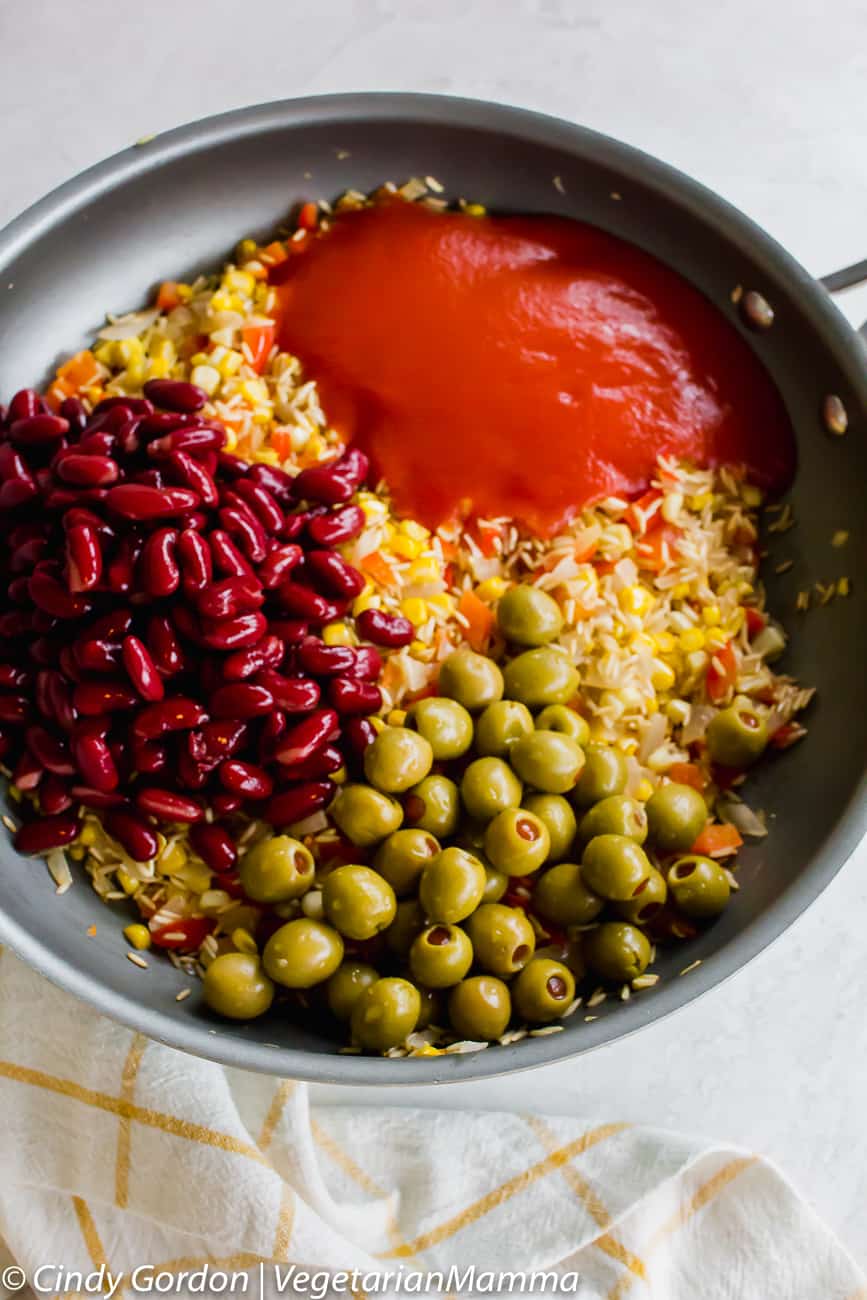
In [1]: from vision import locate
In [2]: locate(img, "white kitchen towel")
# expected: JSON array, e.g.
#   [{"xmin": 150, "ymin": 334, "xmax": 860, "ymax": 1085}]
[{"xmin": 0, "ymin": 947, "xmax": 862, "ymax": 1300}]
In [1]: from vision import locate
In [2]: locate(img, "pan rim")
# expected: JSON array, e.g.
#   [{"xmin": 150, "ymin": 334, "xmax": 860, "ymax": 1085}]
[{"xmin": 0, "ymin": 91, "xmax": 864, "ymax": 1085}]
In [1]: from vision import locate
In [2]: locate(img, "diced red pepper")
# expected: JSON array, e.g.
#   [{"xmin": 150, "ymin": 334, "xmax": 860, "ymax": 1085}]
[
  {"xmin": 690, "ymin": 823, "xmax": 743, "ymax": 857},
  {"xmin": 241, "ymin": 321, "xmax": 276, "ymax": 374},
  {"xmin": 635, "ymin": 523, "xmax": 680, "ymax": 572},
  {"xmin": 744, "ymin": 606, "xmax": 767, "ymax": 637},
  {"xmin": 297, "ymin": 201, "xmax": 319, "ymax": 232},
  {"xmin": 625, "ymin": 489, "xmax": 663, "ymax": 534},
  {"xmin": 149, "ymin": 915, "xmax": 213, "ymax": 951},
  {"xmin": 706, "ymin": 640, "xmax": 738, "ymax": 704}
]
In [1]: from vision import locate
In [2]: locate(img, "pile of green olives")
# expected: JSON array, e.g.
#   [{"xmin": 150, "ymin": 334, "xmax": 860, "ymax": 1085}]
[{"xmin": 202, "ymin": 584, "xmax": 739, "ymax": 1054}]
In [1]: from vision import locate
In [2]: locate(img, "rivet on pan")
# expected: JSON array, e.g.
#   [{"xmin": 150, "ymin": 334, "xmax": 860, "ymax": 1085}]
[
  {"xmin": 822, "ymin": 394, "xmax": 848, "ymax": 436},
  {"xmin": 740, "ymin": 290, "xmax": 774, "ymax": 330}
]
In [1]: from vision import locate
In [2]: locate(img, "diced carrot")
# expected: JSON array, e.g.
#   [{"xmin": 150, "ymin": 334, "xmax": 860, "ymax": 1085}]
[
  {"xmin": 439, "ymin": 539, "xmax": 458, "ymax": 561},
  {"xmin": 690, "ymin": 823, "xmax": 743, "ymax": 857},
  {"xmin": 297, "ymin": 201, "xmax": 319, "ymax": 232},
  {"xmin": 625, "ymin": 489, "xmax": 663, "ymax": 534},
  {"xmin": 362, "ymin": 551, "xmax": 398, "ymax": 587},
  {"xmin": 261, "ymin": 241, "xmax": 288, "ymax": 265},
  {"xmin": 706, "ymin": 640, "xmax": 737, "ymax": 704},
  {"xmin": 270, "ymin": 430, "xmax": 295, "ymax": 462},
  {"xmin": 156, "ymin": 281, "xmax": 182, "ymax": 312},
  {"xmin": 668, "ymin": 762, "xmax": 707, "ymax": 791},
  {"xmin": 44, "ymin": 378, "xmax": 75, "ymax": 412},
  {"xmin": 635, "ymin": 523, "xmax": 681, "ymax": 572},
  {"xmin": 744, "ymin": 606, "xmax": 767, "ymax": 637},
  {"xmin": 458, "ymin": 589, "xmax": 495, "ymax": 652},
  {"xmin": 241, "ymin": 321, "xmax": 276, "ymax": 374},
  {"xmin": 56, "ymin": 349, "xmax": 101, "ymax": 391}
]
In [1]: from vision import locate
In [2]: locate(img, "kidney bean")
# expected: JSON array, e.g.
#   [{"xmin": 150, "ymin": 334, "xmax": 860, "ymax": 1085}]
[
  {"xmin": 56, "ymin": 453, "xmax": 119, "ymax": 487},
  {"xmin": 133, "ymin": 696, "xmax": 209, "ymax": 739},
  {"xmin": 355, "ymin": 607, "xmax": 415, "ymax": 647},
  {"xmin": 74, "ymin": 639, "xmax": 120, "ymax": 673},
  {"xmin": 107, "ymin": 535, "xmax": 143, "ymax": 594},
  {"xmin": 135, "ymin": 786, "xmax": 204, "ymax": 822},
  {"xmin": 344, "ymin": 715, "xmax": 378, "ymax": 760},
  {"xmin": 346, "ymin": 645, "xmax": 383, "ymax": 681},
  {"xmin": 66, "ymin": 524, "xmax": 103, "ymax": 592},
  {"xmin": 176, "ymin": 528, "xmax": 213, "ymax": 594},
  {"xmin": 73, "ymin": 680, "xmax": 139, "ymax": 715},
  {"xmin": 148, "ymin": 426, "xmax": 225, "ymax": 456},
  {"xmin": 8, "ymin": 389, "xmax": 41, "ymax": 422},
  {"xmin": 268, "ymin": 618, "xmax": 309, "ymax": 645},
  {"xmin": 292, "ymin": 464, "xmax": 355, "ymax": 505},
  {"xmin": 72, "ymin": 731, "xmax": 119, "ymax": 792},
  {"xmin": 257, "ymin": 543, "xmax": 303, "ymax": 589},
  {"xmin": 218, "ymin": 503, "xmax": 268, "ymax": 563},
  {"xmin": 0, "ymin": 664, "xmax": 29, "ymax": 689},
  {"xmin": 210, "ymin": 792, "xmax": 241, "ymax": 817},
  {"xmin": 58, "ymin": 646, "xmax": 84, "ymax": 684},
  {"xmin": 85, "ymin": 608, "xmax": 134, "ymax": 641},
  {"xmin": 45, "ymin": 672, "xmax": 76, "ymax": 731},
  {"xmin": 147, "ymin": 614, "xmax": 185, "ymax": 675},
  {"xmin": 26, "ymin": 725, "xmax": 75, "ymax": 775},
  {"xmin": 306, "ymin": 503, "xmax": 365, "ymax": 547},
  {"xmin": 15, "ymin": 812, "xmax": 80, "ymax": 854},
  {"xmin": 91, "ymin": 395, "xmax": 153, "ymax": 418},
  {"xmin": 69, "ymin": 786, "xmax": 126, "ymax": 810},
  {"xmin": 74, "ymin": 431, "xmax": 116, "ymax": 456},
  {"xmin": 40, "ymin": 773, "xmax": 74, "ymax": 815},
  {"xmin": 276, "ymin": 582, "xmax": 345, "ymax": 625},
  {"xmin": 138, "ymin": 411, "xmax": 201, "ymax": 436},
  {"xmin": 0, "ymin": 443, "xmax": 35, "ymax": 483},
  {"xmin": 175, "ymin": 750, "xmax": 210, "ymax": 790},
  {"xmin": 103, "ymin": 808, "xmax": 160, "ymax": 861},
  {"xmin": 335, "ymin": 446, "xmax": 370, "ymax": 486},
  {"xmin": 10, "ymin": 538, "xmax": 45, "ymax": 571},
  {"xmin": 105, "ymin": 484, "xmax": 199, "ymax": 519},
  {"xmin": 8, "ymin": 522, "xmax": 47, "ymax": 548},
  {"xmin": 200, "ymin": 611, "xmax": 267, "ymax": 651},
  {"xmin": 329, "ymin": 676, "xmax": 383, "ymax": 715},
  {"xmin": 27, "ymin": 569, "xmax": 90, "ymax": 619},
  {"xmin": 304, "ymin": 549, "xmax": 365, "ymax": 598},
  {"xmin": 131, "ymin": 738, "xmax": 168, "ymax": 775},
  {"xmin": 143, "ymin": 378, "xmax": 208, "ymax": 413},
  {"xmin": 245, "ymin": 462, "xmax": 295, "ymax": 504},
  {"xmin": 7, "ymin": 576, "xmax": 32, "ymax": 605},
  {"xmin": 223, "ymin": 635, "xmax": 283, "ymax": 681},
  {"xmin": 274, "ymin": 707, "xmax": 339, "ymax": 766},
  {"xmin": 13, "ymin": 750, "xmax": 44, "ymax": 791},
  {"xmin": 0, "ymin": 611, "xmax": 36, "ymax": 639},
  {"xmin": 196, "ymin": 576, "xmax": 264, "ymax": 620},
  {"xmin": 0, "ymin": 478, "xmax": 38, "ymax": 508},
  {"xmin": 264, "ymin": 780, "xmax": 336, "ymax": 828},
  {"xmin": 208, "ymin": 528, "xmax": 255, "ymax": 578},
  {"xmin": 165, "ymin": 450, "xmax": 219, "ymax": 506},
  {"xmin": 277, "ymin": 744, "xmax": 344, "ymax": 780},
  {"xmin": 0, "ymin": 692, "xmax": 30, "ymax": 723},
  {"xmin": 230, "ymin": 478, "xmax": 284, "ymax": 533},
  {"xmin": 208, "ymin": 682, "xmax": 274, "ymax": 721},
  {"xmin": 189, "ymin": 821, "xmax": 237, "ymax": 873},
  {"xmin": 219, "ymin": 759, "xmax": 274, "ymax": 800},
  {"xmin": 139, "ymin": 527, "xmax": 180, "ymax": 598},
  {"xmin": 122, "ymin": 636, "xmax": 164, "ymax": 702},
  {"xmin": 296, "ymin": 640, "xmax": 357, "ymax": 676},
  {"xmin": 170, "ymin": 604, "xmax": 203, "ymax": 646},
  {"xmin": 10, "ymin": 414, "xmax": 69, "ymax": 446},
  {"xmin": 188, "ymin": 718, "xmax": 248, "ymax": 766}
]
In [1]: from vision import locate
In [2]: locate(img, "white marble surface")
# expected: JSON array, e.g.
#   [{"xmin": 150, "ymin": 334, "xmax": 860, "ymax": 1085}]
[{"xmin": 2, "ymin": 0, "xmax": 866, "ymax": 1264}]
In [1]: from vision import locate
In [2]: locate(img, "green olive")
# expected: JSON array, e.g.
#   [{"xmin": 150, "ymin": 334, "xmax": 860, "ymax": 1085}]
[
  {"xmin": 706, "ymin": 700, "xmax": 769, "ymax": 768},
  {"xmin": 321, "ymin": 864, "xmax": 396, "ymax": 941},
  {"xmin": 409, "ymin": 924, "xmax": 474, "ymax": 988},
  {"xmin": 645, "ymin": 782, "xmax": 707, "ymax": 852},
  {"xmin": 509, "ymin": 730, "xmax": 585, "ymax": 794},
  {"xmin": 512, "ymin": 958, "xmax": 575, "ymax": 1023},
  {"xmin": 403, "ymin": 775, "xmax": 460, "ymax": 838},
  {"xmin": 482, "ymin": 864, "xmax": 509, "ymax": 902},
  {"xmin": 531, "ymin": 862, "xmax": 604, "ymax": 926},
  {"xmin": 474, "ymin": 699, "xmax": 534, "ymax": 757},
  {"xmin": 350, "ymin": 977, "xmax": 421, "ymax": 1051},
  {"xmin": 384, "ymin": 898, "xmax": 426, "ymax": 956},
  {"xmin": 416, "ymin": 985, "xmax": 444, "ymax": 1030},
  {"xmin": 363, "ymin": 726, "xmax": 433, "ymax": 793},
  {"xmin": 669, "ymin": 855, "xmax": 731, "ymax": 918},
  {"xmin": 502, "ymin": 647, "xmax": 580, "ymax": 709},
  {"xmin": 202, "ymin": 952, "xmax": 274, "ymax": 1020},
  {"xmin": 448, "ymin": 976, "xmax": 512, "ymax": 1041},
  {"xmin": 496, "ymin": 584, "xmax": 564, "ymax": 646},
  {"xmin": 408, "ymin": 697, "xmax": 474, "ymax": 760},
  {"xmin": 326, "ymin": 962, "xmax": 379, "ymax": 1021},
  {"xmin": 465, "ymin": 903, "xmax": 536, "ymax": 976},
  {"xmin": 584, "ymin": 922, "xmax": 651, "ymax": 982},
  {"xmin": 615, "ymin": 868, "xmax": 668, "ymax": 925},
  {"xmin": 419, "ymin": 846, "xmax": 487, "ymax": 923},
  {"xmin": 438, "ymin": 647, "xmax": 504, "ymax": 711},
  {"xmin": 535, "ymin": 704, "xmax": 590, "ymax": 747},
  {"xmin": 571, "ymin": 744, "xmax": 628, "ymax": 808},
  {"xmin": 263, "ymin": 919, "xmax": 344, "ymax": 989},
  {"xmin": 578, "ymin": 795, "xmax": 648, "ymax": 845},
  {"xmin": 581, "ymin": 834, "xmax": 652, "ymax": 901},
  {"xmin": 331, "ymin": 783, "xmax": 403, "ymax": 847},
  {"xmin": 238, "ymin": 835, "xmax": 315, "ymax": 903},
  {"xmin": 535, "ymin": 938, "xmax": 586, "ymax": 980},
  {"xmin": 483, "ymin": 808, "xmax": 550, "ymax": 876},
  {"xmin": 373, "ymin": 828, "xmax": 441, "ymax": 896},
  {"xmin": 522, "ymin": 793, "xmax": 577, "ymax": 862},
  {"xmin": 460, "ymin": 757, "xmax": 523, "ymax": 822}
]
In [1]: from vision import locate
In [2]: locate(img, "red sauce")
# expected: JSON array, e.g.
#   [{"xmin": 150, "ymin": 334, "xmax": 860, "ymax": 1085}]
[{"xmin": 275, "ymin": 198, "xmax": 794, "ymax": 536}]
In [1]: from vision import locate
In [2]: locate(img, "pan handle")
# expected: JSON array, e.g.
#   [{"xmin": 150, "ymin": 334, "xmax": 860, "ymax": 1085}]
[{"xmin": 819, "ymin": 258, "xmax": 867, "ymax": 340}]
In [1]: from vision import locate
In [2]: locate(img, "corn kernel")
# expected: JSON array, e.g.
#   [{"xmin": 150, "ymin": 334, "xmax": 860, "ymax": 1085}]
[
  {"xmin": 223, "ymin": 428, "xmax": 238, "ymax": 452},
  {"xmin": 646, "ymin": 697, "xmax": 659, "ymax": 715},
  {"xmin": 391, "ymin": 534, "xmax": 423, "ymax": 559},
  {"xmin": 369, "ymin": 716, "xmax": 386, "ymax": 733},
  {"xmin": 650, "ymin": 658, "xmax": 676, "ymax": 690},
  {"xmin": 427, "ymin": 593, "xmax": 455, "ymax": 616},
  {"xmin": 705, "ymin": 627, "xmax": 728, "ymax": 650},
  {"xmin": 217, "ymin": 349, "xmax": 243, "ymax": 377},
  {"xmin": 666, "ymin": 699, "xmax": 691, "ymax": 726},
  {"xmin": 671, "ymin": 582, "xmax": 691, "ymax": 601},
  {"xmin": 252, "ymin": 448, "xmax": 280, "ymax": 465},
  {"xmin": 93, "ymin": 341, "xmax": 117, "ymax": 365},
  {"xmin": 189, "ymin": 351, "xmax": 210, "ymax": 367},
  {"xmin": 652, "ymin": 631, "xmax": 676, "ymax": 654},
  {"xmin": 323, "ymin": 622, "xmax": 356, "ymax": 647},
  {"xmin": 406, "ymin": 558, "xmax": 441, "ymax": 584},
  {"xmin": 401, "ymin": 597, "xmax": 429, "ymax": 626},
  {"xmin": 147, "ymin": 356, "xmax": 172, "ymax": 379},
  {"xmin": 679, "ymin": 627, "xmax": 705, "ymax": 652},
  {"xmin": 210, "ymin": 289, "xmax": 232, "ymax": 312},
  {"xmin": 69, "ymin": 845, "xmax": 85, "ymax": 861},
  {"xmin": 159, "ymin": 842, "xmax": 187, "ymax": 874},
  {"xmin": 124, "ymin": 923, "xmax": 151, "ymax": 950},
  {"xmin": 352, "ymin": 591, "xmax": 379, "ymax": 617},
  {"xmin": 409, "ymin": 639, "xmax": 428, "ymax": 656},
  {"xmin": 224, "ymin": 269, "xmax": 256, "ymax": 296},
  {"xmin": 741, "ymin": 483, "xmax": 763, "ymax": 508},
  {"xmin": 116, "ymin": 868, "xmax": 138, "ymax": 897},
  {"xmin": 635, "ymin": 779, "xmax": 654, "ymax": 802},
  {"xmin": 402, "ymin": 520, "xmax": 430, "ymax": 542},
  {"xmin": 117, "ymin": 337, "xmax": 144, "ymax": 363},
  {"xmin": 619, "ymin": 585, "xmax": 654, "ymax": 616},
  {"xmin": 174, "ymin": 862, "xmax": 212, "ymax": 894},
  {"xmin": 690, "ymin": 492, "xmax": 713, "ymax": 511},
  {"xmin": 465, "ymin": 203, "xmax": 487, "ymax": 216},
  {"xmin": 190, "ymin": 364, "xmax": 220, "ymax": 396},
  {"xmin": 236, "ymin": 239, "xmax": 257, "ymax": 261},
  {"xmin": 357, "ymin": 492, "xmax": 388, "ymax": 523},
  {"xmin": 475, "ymin": 577, "xmax": 509, "ymax": 602},
  {"xmin": 631, "ymin": 632, "xmax": 656, "ymax": 653},
  {"xmin": 231, "ymin": 926, "xmax": 258, "ymax": 955},
  {"xmin": 702, "ymin": 604, "xmax": 721, "ymax": 626},
  {"xmin": 387, "ymin": 709, "xmax": 408, "ymax": 726}
]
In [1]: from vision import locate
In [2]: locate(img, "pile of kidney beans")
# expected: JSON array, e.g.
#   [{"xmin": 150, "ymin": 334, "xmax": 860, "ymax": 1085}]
[{"xmin": 0, "ymin": 379, "xmax": 416, "ymax": 870}]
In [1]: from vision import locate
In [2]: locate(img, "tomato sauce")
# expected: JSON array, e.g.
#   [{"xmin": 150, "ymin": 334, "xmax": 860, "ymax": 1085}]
[{"xmin": 275, "ymin": 198, "xmax": 794, "ymax": 536}]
